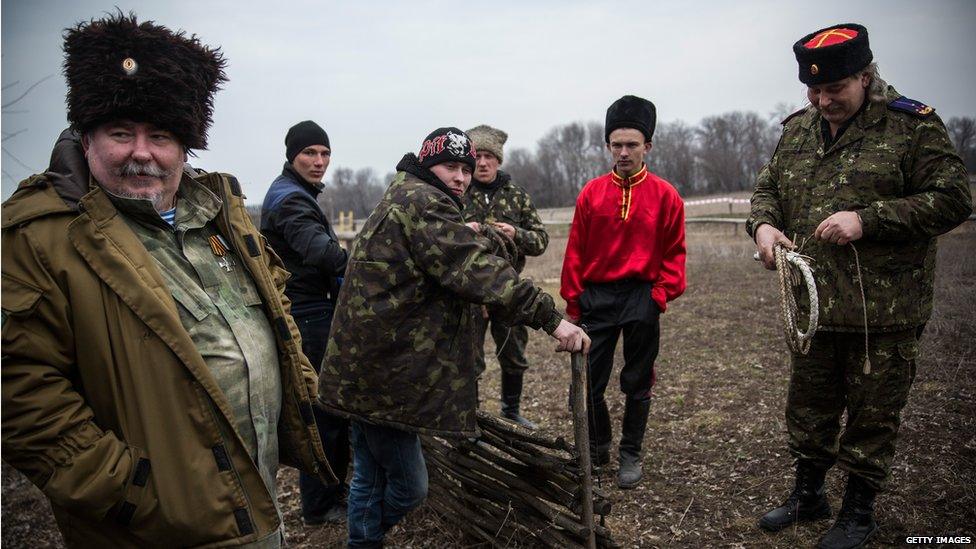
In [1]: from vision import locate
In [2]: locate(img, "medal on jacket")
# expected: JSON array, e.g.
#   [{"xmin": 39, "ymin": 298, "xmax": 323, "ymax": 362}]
[{"xmin": 208, "ymin": 234, "xmax": 236, "ymax": 272}]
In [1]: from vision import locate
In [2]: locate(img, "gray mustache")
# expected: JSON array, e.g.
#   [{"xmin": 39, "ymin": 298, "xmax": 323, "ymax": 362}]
[{"xmin": 115, "ymin": 161, "xmax": 173, "ymax": 179}]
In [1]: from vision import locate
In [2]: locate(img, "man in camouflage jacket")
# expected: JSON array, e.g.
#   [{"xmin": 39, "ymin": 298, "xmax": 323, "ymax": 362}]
[
  {"xmin": 318, "ymin": 127, "xmax": 588, "ymax": 548},
  {"xmin": 747, "ymin": 23, "xmax": 972, "ymax": 549},
  {"xmin": 462, "ymin": 124, "xmax": 549, "ymax": 429}
]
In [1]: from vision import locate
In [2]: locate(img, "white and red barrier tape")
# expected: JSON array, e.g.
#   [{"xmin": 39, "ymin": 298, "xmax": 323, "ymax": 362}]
[{"xmin": 683, "ymin": 197, "xmax": 751, "ymax": 207}]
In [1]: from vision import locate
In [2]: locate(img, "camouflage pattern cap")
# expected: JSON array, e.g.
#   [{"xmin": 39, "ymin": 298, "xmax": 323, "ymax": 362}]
[{"xmin": 793, "ymin": 23, "xmax": 872, "ymax": 86}]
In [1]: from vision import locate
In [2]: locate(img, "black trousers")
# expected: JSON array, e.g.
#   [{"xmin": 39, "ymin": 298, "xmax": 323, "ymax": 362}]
[
  {"xmin": 581, "ymin": 280, "xmax": 661, "ymax": 449},
  {"xmin": 294, "ymin": 306, "xmax": 350, "ymax": 517}
]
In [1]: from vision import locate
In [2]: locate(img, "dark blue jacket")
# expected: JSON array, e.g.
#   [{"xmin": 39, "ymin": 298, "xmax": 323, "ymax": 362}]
[{"xmin": 260, "ymin": 163, "xmax": 347, "ymax": 315}]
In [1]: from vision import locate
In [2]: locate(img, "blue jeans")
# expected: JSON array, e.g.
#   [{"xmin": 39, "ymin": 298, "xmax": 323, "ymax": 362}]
[{"xmin": 347, "ymin": 421, "xmax": 428, "ymax": 548}]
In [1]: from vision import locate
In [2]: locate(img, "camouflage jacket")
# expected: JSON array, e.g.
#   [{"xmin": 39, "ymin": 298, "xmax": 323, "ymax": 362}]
[
  {"xmin": 318, "ymin": 154, "xmax": 563, "ymax": 437},
  {"xmin": 461, "ymin": 171, "xmax": 548, "ymax": 273},
  {"xmin": 747, "ymin": 87, "xmax": 972, "ymax": 331}
]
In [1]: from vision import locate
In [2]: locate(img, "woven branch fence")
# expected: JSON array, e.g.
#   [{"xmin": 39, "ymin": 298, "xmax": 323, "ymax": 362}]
[{"xmin": 421, "ymin": 354, "xmax": 618, "ymax": 548}]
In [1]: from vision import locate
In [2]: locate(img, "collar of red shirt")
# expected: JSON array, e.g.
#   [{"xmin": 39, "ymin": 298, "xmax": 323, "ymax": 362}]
[
  {"xmin": 611, "ymin": 164, "xmax": 648, "ymax": 188},
  {"xmin": 610, "ymin": 164, "xmax": 648, "ymax": 220}
]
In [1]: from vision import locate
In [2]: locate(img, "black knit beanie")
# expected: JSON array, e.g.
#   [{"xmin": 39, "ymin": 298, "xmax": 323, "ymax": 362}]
[
  {"xmin": 605, "ymin": 95, "xmax": 656, "ymax": 143},
  {"xmin": 417, "ymin": 127, "xmax": 476, "ymax": 170},
  {"xmin": 285, "ymin": 120, "xmax": 330, "ymax": 163}
]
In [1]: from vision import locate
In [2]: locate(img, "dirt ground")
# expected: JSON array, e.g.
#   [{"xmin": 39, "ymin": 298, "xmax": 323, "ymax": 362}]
[{"xmin": 3, "ymin": 223, "xmax": 974, "ymax": 548}]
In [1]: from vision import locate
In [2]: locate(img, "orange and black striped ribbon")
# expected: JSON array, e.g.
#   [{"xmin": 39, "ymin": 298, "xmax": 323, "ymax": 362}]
[{"xmin": 208, "ymin": 235, "xmax": 228, "ymax": 257}]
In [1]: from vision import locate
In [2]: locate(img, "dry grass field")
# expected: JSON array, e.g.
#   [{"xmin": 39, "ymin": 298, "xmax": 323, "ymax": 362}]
[{"xmin": 3, "ymin": 221, "xmax": 974, "ymax": 548}]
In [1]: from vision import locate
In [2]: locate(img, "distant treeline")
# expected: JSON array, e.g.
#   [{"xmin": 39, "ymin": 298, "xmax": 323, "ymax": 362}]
[{"xmin": 316, "ymin": 111, "xmax": 976, "ymax": 218}]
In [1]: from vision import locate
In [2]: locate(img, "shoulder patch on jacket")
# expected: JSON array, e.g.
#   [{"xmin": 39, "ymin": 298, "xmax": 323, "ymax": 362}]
[{"xmin": 888, "ymin": 96, "xmax": 935, "ymax": 118}]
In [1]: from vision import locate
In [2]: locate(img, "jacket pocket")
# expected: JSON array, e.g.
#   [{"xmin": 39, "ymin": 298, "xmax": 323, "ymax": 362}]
[{"xmin": 1, "ymin": 273, "xmax": 43, "ymax": 322}]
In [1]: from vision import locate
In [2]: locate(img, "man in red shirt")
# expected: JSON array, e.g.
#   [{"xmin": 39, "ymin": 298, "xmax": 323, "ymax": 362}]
[{"xmin": 560, "ymin": 95, "xmax": 686, "ymax": 488}]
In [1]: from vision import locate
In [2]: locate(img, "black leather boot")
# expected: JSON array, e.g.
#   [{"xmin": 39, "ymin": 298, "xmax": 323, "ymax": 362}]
[
  {"xmin": 500, "ymin": 371, "xmax": 537, "ymax": 430},
  {"xmin": 588, "ymin": 399, "xmax": 612, "ymax": 470},
  {"xmin": 817, "ymin": 475, "xmax": 878, "ymax": 549},
  {"xmin": 758, "ymin": 461, "xmax": 832, "ymax": 531},
  {"xmin": 617, "ymin": 398, "xmax": 651, "ymax": 489}
]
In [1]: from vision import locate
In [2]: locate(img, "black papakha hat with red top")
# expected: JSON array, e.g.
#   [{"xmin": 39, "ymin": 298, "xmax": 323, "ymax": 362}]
[
  {"xmin": 793, "ymin": 23, "xmax": 872, "ymax": 86},
  {"xmin": 63, "ymin": 11, "xmax": 227, "ymax": 150}
]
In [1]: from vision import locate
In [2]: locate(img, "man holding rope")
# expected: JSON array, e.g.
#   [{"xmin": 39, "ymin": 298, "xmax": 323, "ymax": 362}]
[
  {"xmin": 462, "ymin": 124, "xmax": 550, "ymax": 429},
  {"xmin": 747, "ymin": 23, "xmax": 971, "ymax": 549}
]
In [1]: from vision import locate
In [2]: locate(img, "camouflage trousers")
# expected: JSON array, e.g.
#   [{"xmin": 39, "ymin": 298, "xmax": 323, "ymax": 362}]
[
  {"xmin": 787, "ymin": 328, "xmax": 919, "ymax": 491},
  {"xmin": 472, "ymin": 311, "xmax": 530, "ymax": 376}
]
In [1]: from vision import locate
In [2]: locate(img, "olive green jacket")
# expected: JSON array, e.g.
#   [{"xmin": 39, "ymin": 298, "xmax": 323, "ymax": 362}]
[
  {"xmin": 1, "ymin": 132, "xmax": 334, "ymax": 547},
  {"xmin": 747, "ymin": 87, "xmax": 972, "ymax": 331},
  {"xmin": 318, "ymin": 155, "xmax": 562, "ymax": 437}
]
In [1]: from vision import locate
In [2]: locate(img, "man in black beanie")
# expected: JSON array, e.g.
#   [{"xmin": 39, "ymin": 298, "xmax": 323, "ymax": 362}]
[
  {"xmin": 561, "ymin": 95, "xmax": 687, "ymax": 489},
  {"xmin": 261, "ymin": 120, "xmax": 350, "ymax": 526},
  {"xmin": 319, "ymin": 127, "xmax": 589, "ymax": 547}
]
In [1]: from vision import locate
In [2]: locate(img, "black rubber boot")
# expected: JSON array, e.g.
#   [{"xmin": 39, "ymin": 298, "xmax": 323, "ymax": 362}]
[
  {"xmin": 758, "ymin": 461, "xmax": 831, "ymax": 532},
  {"xmin": 588, "ymin": 399, "xmax": 612, "ymax": 471},
  {"xmin": 817, "ymin": 475, "xmax": 878, "ymax": 549},
  {"xmin": 617, "ymin": 398, "xmax": 651, "ymax": 489},
  {"xmin": 501, "ymin": 371, "xmax": 537, "ymax": 430}
]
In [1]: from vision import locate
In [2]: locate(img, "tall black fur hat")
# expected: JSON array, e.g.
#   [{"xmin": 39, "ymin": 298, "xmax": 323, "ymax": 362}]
[
  {"xmin": 62, "ymin": 11, "xmax": 227, "ymax": 150},
  {"xmin": 605, "ymin": 95, "xmax": 656, "ymax": 143},
  {"xmin": 793, "ymin": 23, "xmax": 872, "ymax": 85}
]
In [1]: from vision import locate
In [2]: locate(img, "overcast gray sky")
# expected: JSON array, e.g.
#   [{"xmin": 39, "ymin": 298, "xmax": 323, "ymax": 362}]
[{"xmin": 3, "ymin": 0, "xmax": 975, "ymax": 201}]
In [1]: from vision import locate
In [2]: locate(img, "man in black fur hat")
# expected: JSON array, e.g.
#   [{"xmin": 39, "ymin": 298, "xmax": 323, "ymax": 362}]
[
  {"xmin": 560, "ymin": 95, "xmax": 687, "ymax": 489},
  {"xmin": 1, "ymin": 12, "xmax": 333, "ymax": 547}
]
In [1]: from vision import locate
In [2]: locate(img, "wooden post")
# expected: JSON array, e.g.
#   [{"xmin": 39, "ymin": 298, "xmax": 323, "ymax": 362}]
[{"xmin": 570, "ymin": 352, "xmax": 597, "ymax": 549}]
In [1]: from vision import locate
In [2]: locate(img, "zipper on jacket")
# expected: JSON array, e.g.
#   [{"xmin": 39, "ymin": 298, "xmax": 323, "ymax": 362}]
[{"xmin": 212, "ymin": 174, "xmax": 332, "ymax": 479}]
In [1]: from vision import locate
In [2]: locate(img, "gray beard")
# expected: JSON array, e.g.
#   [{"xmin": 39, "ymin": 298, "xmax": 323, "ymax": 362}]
[
  {"xmin": 108, "ymin": 187, "xmax": 170, "ymax": 212},
  {"xmin": 109, "ymin": 161, "xmax": 177, "ymax": 211}
]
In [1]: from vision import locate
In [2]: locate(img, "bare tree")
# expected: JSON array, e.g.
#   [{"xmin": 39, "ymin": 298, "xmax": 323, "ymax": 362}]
[
  {"xmin": 2, "ymin": 74, "xmax": 55, "ymax": 185},
  {"xmin": 533, "ymin": 121, "xmax": 607, "ymax": 206},
  {"xmin": 696, "ymin": 111, "xmax": 777, "ymax": 193},
  {"xmin": 947, "ymin": 116, "xmax": 976, "ymax": 173},
  {"xmin": 321, "ymin": 166, "xmax": 385, "ymax": 219},
  {"xmin": 504, "ymin": 147, "xmax": 553, "ymax": 207},
  {"xmin": 650, "ymin": 121, "xmax": 697, "ymax": 195}
]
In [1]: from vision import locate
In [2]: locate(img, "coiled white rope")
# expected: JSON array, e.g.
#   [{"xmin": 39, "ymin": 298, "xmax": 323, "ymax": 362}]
[{"xmin": 774, "ymin": 244, "xmax": 819, "ymax": 355}]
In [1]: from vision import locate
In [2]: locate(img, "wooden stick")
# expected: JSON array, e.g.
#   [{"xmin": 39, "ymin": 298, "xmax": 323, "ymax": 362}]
[
  {"xmin": 477, "ymin": 410, "xmax": 574, "ymax": 453},
  {"xmin": 570, "ymin": 352, "xmax": 597, "ymax": 549}
]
